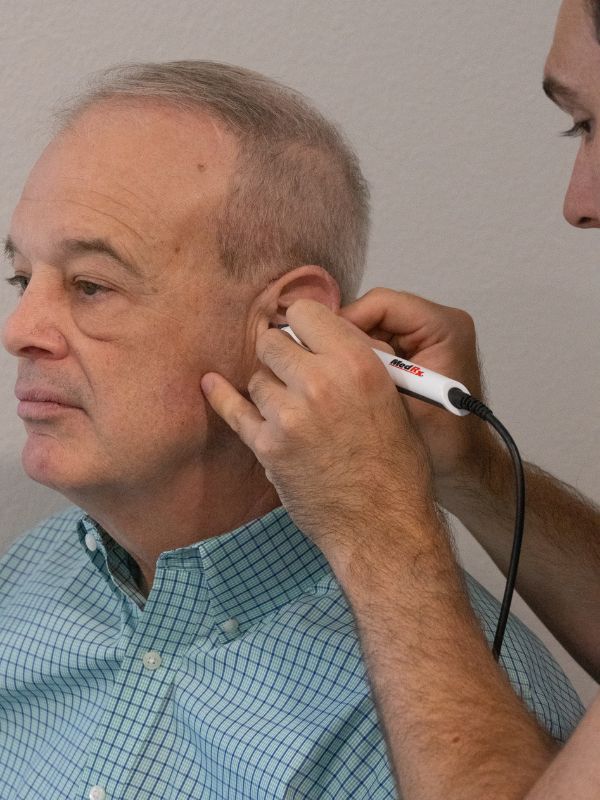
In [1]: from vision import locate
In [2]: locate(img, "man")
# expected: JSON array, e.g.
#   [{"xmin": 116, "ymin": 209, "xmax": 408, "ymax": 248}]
[
  {"xmin": 202, "ymin": 1, "xmax": 600, "ymax": 797},
  {"xmin": 0, "ymin": 62, "xmax": 583, "ymax": 799}
]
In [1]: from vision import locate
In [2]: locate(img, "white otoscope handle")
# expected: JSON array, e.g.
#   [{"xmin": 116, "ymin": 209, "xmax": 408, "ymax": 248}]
[
  {"xmin": 280, "ymin": 325, "xmax": 470, "ymax": 417},
  {"xmin": 371, "ymin": 349, "xmax": 469, "ymax": 416}
]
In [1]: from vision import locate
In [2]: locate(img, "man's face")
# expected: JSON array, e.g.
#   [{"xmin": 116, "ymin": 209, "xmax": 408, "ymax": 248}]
[
  {"xmin": 545, "ymin": 0, "xmax": 600, "ymax": 226},
  {"xmin": 2, "ymin": 100, "xmax": 256, "ymax": 498}
]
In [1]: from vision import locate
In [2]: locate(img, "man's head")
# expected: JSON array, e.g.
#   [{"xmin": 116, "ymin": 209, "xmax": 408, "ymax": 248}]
[
  {"xmin": 1, "ymin": 62, "xmax": 369, "ymax": 501},
  {"xmin": 56, "ymin": 62, "xmax": 370, "ymax": 305},
  {"xmin": 545, "ymin": 0, "xmax": 600, "ymax": 226}
]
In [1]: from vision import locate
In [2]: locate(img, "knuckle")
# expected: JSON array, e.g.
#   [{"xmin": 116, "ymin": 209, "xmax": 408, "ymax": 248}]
[
  {"xmin": 346, "ymin": 350, "xmax": 378, "ymax": 385},
  {"xmin": 456, "ymin": 308, "xmax": 475, "ymax": 327},
  {"xmin": 247, "ymin": 372, "xmax": 260, "ymax": 395},
  {"xmin": 253, "ymin": 431, "xmax": 272, "ymax": 459},
  {"xmin": 257, "ymin": 330, "xmax": 280, "ymax": 361},
  {"xmin": 254, "ymin": 429, "xmax": 286, "ymax": 468},
  {"xmin": 303, "ymin": 373, "xmax": 331, "ymax": 406},
  {"xmin": 248, "ymin": 372, "xmax": 268, "ymax": 406},
  {"xmin": 223, "ymin": 400, "xmax": 245, "ymax": 436},
  {"xmin": 277, "ymin": 404, "xmax": 300, "ymax": 434},
  {"xmin": 452, "ymin": 308, "xmax": 477, "ymax": 341},
  {"xmin": 366, "ymin": 286, "xmax": 399, "ymax": 301}
]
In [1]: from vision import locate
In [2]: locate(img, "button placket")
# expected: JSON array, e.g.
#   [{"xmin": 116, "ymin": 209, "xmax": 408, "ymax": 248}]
[{"xmin": 79, "ymin": 551, "xmax": 211, "ymax": 798}]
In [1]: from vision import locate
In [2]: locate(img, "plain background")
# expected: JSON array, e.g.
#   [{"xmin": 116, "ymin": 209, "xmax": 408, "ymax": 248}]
[{"xmin": 0, "ymin": 0, "xmax": 598, "ymax": 705}]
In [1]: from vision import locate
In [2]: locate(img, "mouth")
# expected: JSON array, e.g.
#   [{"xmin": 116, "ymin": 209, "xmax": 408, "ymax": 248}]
[{"xmin": 15, "ymin": 388, "xmax": 82, "ymax": 420}]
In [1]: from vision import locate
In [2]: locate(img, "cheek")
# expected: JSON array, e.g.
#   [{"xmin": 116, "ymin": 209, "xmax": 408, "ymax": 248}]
[
  {"xmin": 72, "ymin": 295, "xmax": 133, "ymax": 340},
  {"xmin": 89, "ymin": 310, "xmax": 245, "ymax": 438},
  {"xmin": 156, "ymin": 377, "xmax": 206, "ymax": 428},
  {"xmin": 125, "ymin": 361, "xmax": 204, "ymax": 426},
  {"xmin": 139, "ymin": 345, "xmax": 216, "ymax": 432}
]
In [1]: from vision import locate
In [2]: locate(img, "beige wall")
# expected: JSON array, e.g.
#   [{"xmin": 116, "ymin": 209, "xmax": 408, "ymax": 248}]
[{"xmin": 0, "ymin": 0, "xmax": 598, "ymax": 705}]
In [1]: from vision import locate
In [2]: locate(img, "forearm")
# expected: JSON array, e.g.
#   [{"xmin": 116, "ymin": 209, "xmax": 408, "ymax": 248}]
[
  {"xmin": 525, "ymin": 692, "xmax": 600, "ymax": 800},
  {"xmin": 325, "ymin": 506, "xmax": 557, "ymax": 800},
  {"xmin": 439, "ymin": 431, "xmax": 600, "ymax": 679},
  {"xmin": 337, "ymin": 289, "xmax": 600, "ymax": 674}
]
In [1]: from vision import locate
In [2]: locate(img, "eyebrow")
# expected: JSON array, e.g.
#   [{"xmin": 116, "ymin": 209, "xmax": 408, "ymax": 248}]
[
  {"xmin": 3, "ymin": 236, "xmax": 15, "ymax": 261},
  {"xmin": 3, "ymin": 234, "xmax": 142, "ymax": 279},
  {"xmin": 542, "ymin": 76, "xmax": 583, "ymax": 110}
]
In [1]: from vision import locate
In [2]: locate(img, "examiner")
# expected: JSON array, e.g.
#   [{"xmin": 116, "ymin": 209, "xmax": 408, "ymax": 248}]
[{"xmin": 203, "ymin": 1, "xmax": 600, "ymax": 797}]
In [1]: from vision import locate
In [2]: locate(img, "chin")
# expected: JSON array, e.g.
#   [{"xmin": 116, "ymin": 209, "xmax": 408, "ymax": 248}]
[{"xmin": 21, "ymin": 433, "xmax": 81, "ymax": 493}]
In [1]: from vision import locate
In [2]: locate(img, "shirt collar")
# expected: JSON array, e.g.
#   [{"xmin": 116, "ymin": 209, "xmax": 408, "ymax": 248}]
[{"xmin": 78, "ymin": 506, "xmax": 333, "ymax": 629}]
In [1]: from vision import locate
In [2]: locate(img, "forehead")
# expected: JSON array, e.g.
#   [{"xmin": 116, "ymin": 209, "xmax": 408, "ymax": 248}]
[
  {"xmin": 14, "ymin": 99, "xmax": 239, "ymax": 253},
  {"xmin": 545, "ymin": 0, "xmax": 600, "ymax": 90}
]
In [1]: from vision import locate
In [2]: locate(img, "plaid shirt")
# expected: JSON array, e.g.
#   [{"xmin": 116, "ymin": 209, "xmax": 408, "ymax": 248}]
[{"xmin": 0, "ymin": 505, "xmax": 583, "ymax": 799}]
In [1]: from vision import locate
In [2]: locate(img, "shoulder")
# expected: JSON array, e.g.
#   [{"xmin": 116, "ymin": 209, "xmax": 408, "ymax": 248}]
[{"xmin": 0, "ymin": 506, "xmax": 85, "ymax": 600}]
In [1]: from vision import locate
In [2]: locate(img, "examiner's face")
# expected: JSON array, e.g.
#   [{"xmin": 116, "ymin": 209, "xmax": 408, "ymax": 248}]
[
  {"xmin": 1, "ymin": 101, "xmax": 254, "ymax": 496},
  {"xmin": 546, "ymin": 0, "xmax": 600, "ymax": 226}
]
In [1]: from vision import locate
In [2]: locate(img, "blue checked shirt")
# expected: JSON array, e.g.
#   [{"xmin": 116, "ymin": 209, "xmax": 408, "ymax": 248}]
[{"xmin": 0, "ymin": 505, "xmax": 584, "ymax": 799}]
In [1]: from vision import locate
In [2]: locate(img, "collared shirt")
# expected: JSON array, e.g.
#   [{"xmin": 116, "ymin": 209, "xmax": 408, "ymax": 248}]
[{"xmin": 0, "ymin": 506, "xmax": 583, "ymax": 800}]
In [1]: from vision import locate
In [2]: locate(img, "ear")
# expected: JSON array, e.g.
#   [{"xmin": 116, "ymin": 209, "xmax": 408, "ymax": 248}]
[
  {"xmin": 240, "ymin": 266, "xmax": 341, "ymax": 376},
  {"xmin": 264, "ymin": 265, "xmax": 341, "ymax": 326}
]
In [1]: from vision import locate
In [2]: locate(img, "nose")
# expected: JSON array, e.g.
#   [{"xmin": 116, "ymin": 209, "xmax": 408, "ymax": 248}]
[
  {"xmin": 563, "ymin": 143, "xmax": 600, "ymax": 228},
  {"xmin": 1, "ymin": 276, "xmax": 69, "ymax": 360}
]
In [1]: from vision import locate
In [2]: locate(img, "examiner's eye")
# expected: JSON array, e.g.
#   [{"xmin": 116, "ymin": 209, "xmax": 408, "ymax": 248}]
[
  {"xmin": 561, "ymin": 120, "xmax": 592, "ymax": 138},
  {"xmin": 5, "ymin": 275, "xmax": 29, "ymax": 295}
]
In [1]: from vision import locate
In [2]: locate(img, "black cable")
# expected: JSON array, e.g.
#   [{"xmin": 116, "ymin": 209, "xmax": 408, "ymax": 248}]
[{"xmin": 447, "ymin": 388, "xmax": 526, "ymax": 662}]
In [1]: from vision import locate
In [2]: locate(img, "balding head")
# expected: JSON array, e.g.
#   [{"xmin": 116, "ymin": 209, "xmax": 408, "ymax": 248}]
[{"xmin": 57, "ymin": 61, "xmax": 370, "ymax": 303}]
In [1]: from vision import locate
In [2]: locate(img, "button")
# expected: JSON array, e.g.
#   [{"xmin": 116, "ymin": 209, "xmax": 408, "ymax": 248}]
[
  {"xmin": 85, "ymin": 533, "xmax": 97, "ymax": 552},
  {"xmin": 221, "ymin": 618, "xmax": 239, "ymax": 636},
  {"xmin": 142, "ymin": 650, "xmax": 162, "ymax": 670},
  {"xmin": 89, "ymin": 787, "xmax": 106, "ymax": 800}
]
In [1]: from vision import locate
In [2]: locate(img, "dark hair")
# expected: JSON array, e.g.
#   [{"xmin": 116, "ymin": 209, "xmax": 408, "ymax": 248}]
[{"xmin": 587, "ymin": 0, "xmax": 600, "ymax": 41}]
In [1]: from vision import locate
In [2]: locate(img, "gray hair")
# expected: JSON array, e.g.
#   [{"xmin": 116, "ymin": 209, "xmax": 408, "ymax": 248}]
[{"xmin": 57, "ymin": 61, "xmax": 370, "ymax": 303}]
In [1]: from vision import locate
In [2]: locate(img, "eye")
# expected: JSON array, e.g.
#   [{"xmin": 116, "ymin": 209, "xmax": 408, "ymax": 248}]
[
  {"xmin": 75, "ymin": 280, "xmax": 111, "ymax": 297},
  {"xmin": 561, "ymin": 120, "xmax": 592, "ymax": 138},
  {"xmin": 5, "ymin": 274, "xmax": 29, "ymax": 295}
]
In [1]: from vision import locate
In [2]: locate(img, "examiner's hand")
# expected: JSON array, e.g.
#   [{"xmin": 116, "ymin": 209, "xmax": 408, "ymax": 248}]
[
  {"xmin": 201, "ymin": 299, "xmax": 437, "ymax": 556},
  {"xmin": 340, "ymin": 288, "xmax": 502, "ymax": 503}
]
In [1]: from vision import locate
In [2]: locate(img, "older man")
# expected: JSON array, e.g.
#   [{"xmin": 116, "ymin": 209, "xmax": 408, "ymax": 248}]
[
  {"xmin": 201, "ymin": 1, "xmax": 600, "ymax": 798},
  {"xmin": 0, "ymin": 62, "xmax": 583, "ymax": 799}
]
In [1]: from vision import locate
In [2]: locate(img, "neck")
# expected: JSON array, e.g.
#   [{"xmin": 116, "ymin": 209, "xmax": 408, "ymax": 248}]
[{"xmin": 64, "ymin": 445, "xmax": 280, "ymax": 596}]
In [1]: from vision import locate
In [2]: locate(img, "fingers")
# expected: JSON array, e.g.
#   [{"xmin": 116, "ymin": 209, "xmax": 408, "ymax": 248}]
[
  {"xmin": 286, "ymin": 298, "xmax": 392, "ymax": 357},
  {"xmin": 202, "ymin": 366, "xmax": 291, "ymax": 431},
  {"xmin": 340, "ymin": 288, "xmax": 475, "ymax": 359},
  {"xmin": 201, "ymin": 372, "xmax": 264, "ymax": 449},
  {"xmin": 255, "ymin": 328, "xmax": 311, "ymax": 391},
  {"xmin": 247, "ymin": 368, "xmax": 288, "ymax": 421},
  {"xmin": 253, "ymin": 304, "xmax": 389, "ymax": 394},
  {"xmin": 340, "ymin": 288, "xmax": 437, "ymax": 335}
]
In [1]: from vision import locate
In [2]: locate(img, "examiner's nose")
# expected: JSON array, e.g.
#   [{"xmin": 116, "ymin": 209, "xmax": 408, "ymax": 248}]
[
  {"xmin": 1, "ymin": 280, "xmax": 69, "ymax": 360},
  {"xmin": 563, "ymin": 146, "xmax": 600, "ymax": 228}
]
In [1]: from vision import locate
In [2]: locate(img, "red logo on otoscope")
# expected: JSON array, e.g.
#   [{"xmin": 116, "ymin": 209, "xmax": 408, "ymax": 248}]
[{"xmin": 389, "ymin": 358, "xmax": 424, "ymax": 377}]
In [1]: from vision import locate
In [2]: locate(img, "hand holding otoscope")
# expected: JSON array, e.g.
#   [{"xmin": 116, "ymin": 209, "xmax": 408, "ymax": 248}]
[
  {"xmin": 279, "ymin": 325, "xmax": 471, "ymax": 416},
  {"xmin": 203, "ymin": 294, "xmax": 523, "ymax": 658},
  {"xmin": 278, "ymin": 308, "xmax": 523, "ymax": 661}
]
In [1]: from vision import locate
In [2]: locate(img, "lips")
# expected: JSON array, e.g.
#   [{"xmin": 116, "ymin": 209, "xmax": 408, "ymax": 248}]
[
  {"xmin": 15, "ymin": 388, "xmax": 84, "ymax": 422},
  {"xmin": 16, "ymin": 388, "xmax": 79, "ymax": 406}
]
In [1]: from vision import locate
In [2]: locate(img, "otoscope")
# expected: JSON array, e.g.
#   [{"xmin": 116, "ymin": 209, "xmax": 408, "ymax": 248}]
[{"xmin": 280, "ymin": 324, "xmax": 525, "ymax": 662}]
